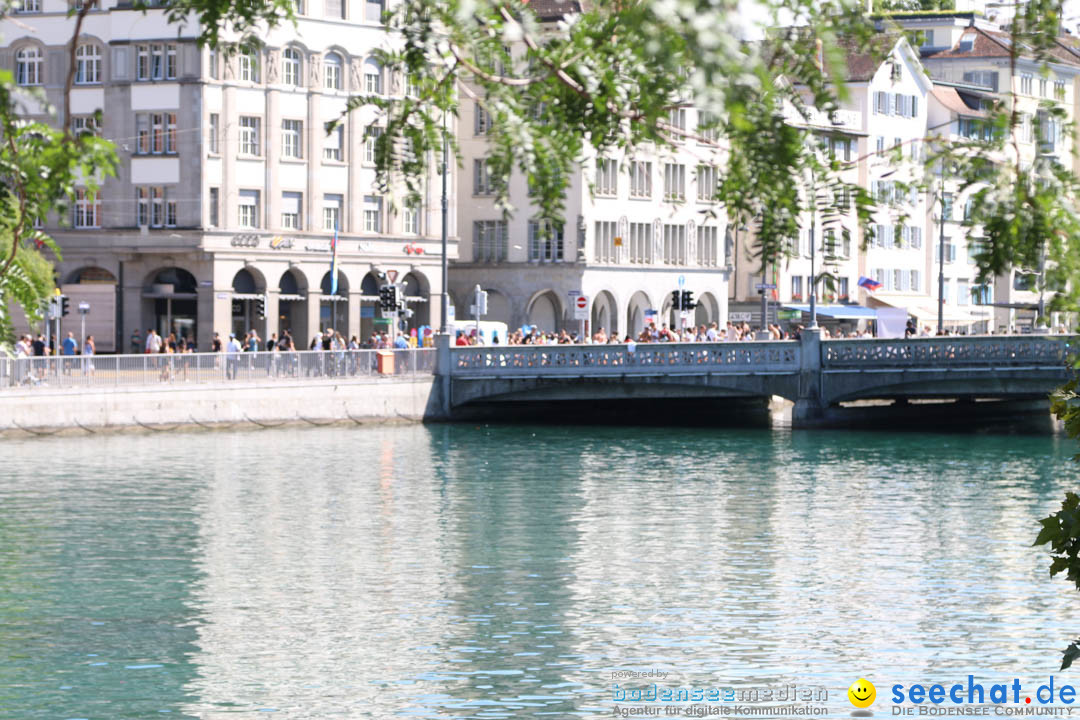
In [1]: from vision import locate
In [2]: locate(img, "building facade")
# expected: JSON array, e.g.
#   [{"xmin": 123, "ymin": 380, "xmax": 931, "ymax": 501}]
[{"xmin": 3, "ymin": 0, "xmax": 455, "ymax": 351}]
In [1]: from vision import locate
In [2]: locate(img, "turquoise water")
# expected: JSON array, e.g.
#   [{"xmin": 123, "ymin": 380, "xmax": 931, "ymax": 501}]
[{"xmin": 2, "ymin": 425, "xmax": 1079, "ymax": 718}]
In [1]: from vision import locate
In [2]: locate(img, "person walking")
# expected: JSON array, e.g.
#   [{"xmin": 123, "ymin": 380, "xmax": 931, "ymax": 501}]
[
  {"xmin": 83, "ymin": 335, "xmax": 95, "ymax": 376},
  {"xmin": 61, "ymin": 332, "xmax": 77, "ymax": 376}
]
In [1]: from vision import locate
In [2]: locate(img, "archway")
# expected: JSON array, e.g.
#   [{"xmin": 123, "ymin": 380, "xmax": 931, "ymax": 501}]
[
  {"xmin": 526, "ymin": 290, "xmax": 561, "ymax": 333},
  {"xmin": 277, "ymin": 268, "xmax": 308, "ymax": 345},
  {"xmin": 483, "ymin": 288, "xmax": 512, "ymax": 327},
  {"xmin": 66, "ymin": 266, "xmax": 116, "ymax": 284},
  {"xmin": 695, "ymin": 291, "xmax": 719, "ymax": 327},
  {"xmin": 231, "ymin": 267, "xmax": 266, "ymax": 339},
  {"xmin": 402, "ymin": 271, "xmax": 430, "ymax": 334},
  {"xmin": 626, "ymin": 290, "xmax": 653, "ymax": 336},
  {"xmin": 320, "ymin": 270, "xmax": 349, "ymax": 334},
  {"xmin": 591, "ymin": 290, "xmax": 618, "ymax": 339},
  {"xmin": 143, "ymin": 267, "xmax": 199, "ymax": 345}
]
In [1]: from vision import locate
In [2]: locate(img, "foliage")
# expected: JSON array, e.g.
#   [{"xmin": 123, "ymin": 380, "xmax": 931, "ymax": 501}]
[{"xmin": 0, "ymin": 66, "xmax": 115, "ymax": 352}]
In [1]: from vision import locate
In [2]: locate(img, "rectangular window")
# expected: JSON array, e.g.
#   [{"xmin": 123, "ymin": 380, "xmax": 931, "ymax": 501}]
[
  {"xmin": 963, "ymin": 70, "xmax": 999, "ymax": 90},
  {"xmin": 208, "ymin": 113, "xmax": 219, "ymax": 154},
  {"xmin": 1039, "ymin": 78, "xmax": 1048, "ymax": 97},
  {"xmin": 208, "ymin": 49, "xmax": 219, "ymax": 79},
  {"xmin": 365, "ymin": 0, "xmax": 384, "ymax": 22},
  {"xmin": 166, "ymin": 44, "xmax": 176, "ymax": 79},
  {"xmin": 137, "ymin": 45, "xmax": 149, "ymax": 81},
  {"xmin": 474, "ymin": 103, "xmax": 491, "ymax": 135},
  {"xmin": 281, "ymin": 191, "xmax": 302, "ymax": 229},
  {"xmin": 14, "ymin": 0, "xmax": 42, "ymax": 12},
  {"xmin": 910, "ymin": 269, "xmax": 920, "ymax": 293},
  {"xmin": 957, "ymin": 279, "xmax": 969, "ymax": 305},
  {"xmin": 240, "ymin": 51, "xmax": 259, "ymax": 82},
  {"xmin": 629, "ymin": 222, "xmax": 652, "ymax": 264},
  {"xmin": 473, "ymin": 158, "xmax": 494, "ymax": 196},
  {"xmin": 668, "ymin": 107, "xmax": 687, "ymax": 138},
  {"xmin": 595, "ymin": 158, "xmax": 618, "ymax": 197},
  {"xmin": 473, "ymin": 220, "xmax": 508, "ymax": 262},
  {"xmin": 662, "ymin": 223, "xmax": 686, "ymax": 265},
  {"xmin": 942, "ymin": 193, "xmax": 953, "ymax": 220},
  {"xmin": 239, "ymin": 116, "xmax": 261, "ymax": 156},
  {"xmin": 238, "ymin": 189, "xmax": 260, "ymax": 228},
  {"xmin": 282, "ymin": 119, "xmax": 303, "ymax": 159},
  {"xmin": 73, "ymin": 189, "xmax": 101, "ymax": 228},
  {"xmin": 696, "ymin": 225, "xmax": 718, "ymax": 267},
  {"xmin": 325, "ymin": 0, "xmax": 344, "ymax": 19},
  {"xmin": 209, "ymin": 187, "xmax": 219, "ymax": 227},
  {"xmin": 698, "ymin": 110, "xmax": 719, "ymax": 143},
  {"xmin": 362, "ymin": 194, "xmax": 382, "ymax": 233},
  {"xmin": 594, "ymin": 220, "xmax": 617, "ymax": 264},
  {"xmin": 150, "ymin": 44, "xmax": 164, "ymax": 80},
  {"xmin": 528, "ymin": 220, "xmax": 564, "ymax": 262},
  {"xmin": 942, "ymin": 279, "xmax": 950, "ymax": 303},
  {"xmin": 72, "ymin": 115, "xmax": 98, "ymax": 138},
  {"xmin": 1055, "ymin": 80, "xmax": 1066, "ymax": 100},
  {"xmin": 791, "ymin": 275, "xmax": 803, "ymax": 300},
  {"xmin": 136, "ymin": 186, "xmax": 176, "ymax": 228},
  {"xmin": 838, "ymin": 276, "xmax": 850, "ymax": 299},
  {"xmin": 1021, "ymin": 74, "xmax": 1033, "ymax": 94},
  {"xmin": 165, "ymin": 112, "xmax": 176, "ymax": 153},
  {"xmin": 403, "ymin": 204, "xmax": 420, "ymax": 235},
  {"xmin": 876, "ymin": 136, "xmax": 885, "ymax": 155},
  {"xmin": 320, "ymin": 125, "xmax": 343, "ymax": 162},
  {"xmin": 630, "ymin": 161, "xmax": 652, "ymax": 199},
  {"xmin": 697, "ymin": 165, "xmax": 716, "ymax": 202},
  {"xmin": 361, "ymin": 126, "xmax": 382, "ymax": 164},
  {"xmin": 893, "ymin": 268, "xmax": 904, "ymax": 292},
  {"xmin": 663, "ymin": 163, "xmax": 685, "ymax": 202},
  {"xmin": 320, "ymin": 194, "xmax": 342, "ymax": 231}
]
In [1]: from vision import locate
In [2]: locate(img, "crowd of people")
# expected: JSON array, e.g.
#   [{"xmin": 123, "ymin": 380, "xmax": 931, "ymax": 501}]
[{"xmin": 453, "ymin": 321, "xmax": 878, "ymax": 346}]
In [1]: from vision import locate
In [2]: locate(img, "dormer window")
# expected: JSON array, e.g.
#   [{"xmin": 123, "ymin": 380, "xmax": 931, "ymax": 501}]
[{"xmin": 958, "ymin": 33, "xmax": 975, "ymax": 53}]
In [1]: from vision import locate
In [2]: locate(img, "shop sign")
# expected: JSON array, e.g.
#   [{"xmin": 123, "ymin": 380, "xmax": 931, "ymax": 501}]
[
  {"xmin": 269, "ymin": 236, "xmax": 294, "ymax": 250},
  {"xmin": 231, "ymin": 234, "xmax": 260, "ymax": 248}
]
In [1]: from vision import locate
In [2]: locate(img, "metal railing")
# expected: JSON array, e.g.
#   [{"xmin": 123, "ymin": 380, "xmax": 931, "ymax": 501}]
[
  {"xmin": 822, "ymin": 335, "xmax": 1078, "ymax": 369},
  {"xmin": 0, "ymin": 348, "xmax": 436, "ymax": 391},
  {"xmin": 450, "ymin": 341, "xmax": 801, "ymax": 377}
]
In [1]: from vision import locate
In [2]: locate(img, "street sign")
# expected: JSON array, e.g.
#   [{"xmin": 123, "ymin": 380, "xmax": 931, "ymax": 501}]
[
  {"xmin": 77, "ymin": 302, "xmax": 90, "ymax": 315},
  {"xmin": 777, "ymin": 309, "xmax": 802, "ymax": 320},
  {"xmin": 729, "ymin": 312, "xmax": 752, "ymax": 322},
  {"xmin": 678, "ymin": 275, "xmax": 686, "ymax": 288},
  {"xmin": 574, "ymin": 294, "xmax": 588, "ymax": 320},
  {"xmin": 567, "ymin": 290, "xmax": 581, "ymax": 297},
  {"xmin": 755, "ymin": 283, "xmax": 777, "ymax": 290},
  {"xmin": 387, "ymin": 270, "xmax": 398, "ymax": 283}
]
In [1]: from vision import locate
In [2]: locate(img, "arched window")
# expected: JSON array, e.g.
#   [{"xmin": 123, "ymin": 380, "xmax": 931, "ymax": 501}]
[
  {"xmin": 16, "ymin": 46, "xmax": 42, "ymax": 86},
  {"xmin": 75, "ymin": 43, "xmax": 101, "ymax": 84},
  {"xmin": 363, "ymin": 58, "xmax": 382, "ymax": 95},
  {"xmin": 323, "ymin": 52, "xmax": 342, "ymax": 90},
  {"xmin": 283, "ymin": 48, "xmax": 302, "ymax": 87}
]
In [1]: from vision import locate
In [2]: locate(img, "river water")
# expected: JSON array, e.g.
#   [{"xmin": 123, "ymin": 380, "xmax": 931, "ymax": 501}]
[{"xmin": 3, "ymin": 424, "xmax": 1080, "ymax": 719}]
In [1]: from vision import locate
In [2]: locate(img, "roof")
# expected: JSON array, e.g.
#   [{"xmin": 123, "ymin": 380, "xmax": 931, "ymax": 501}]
[
  {"xmin": 927, "ymin": 26, "xmax": 1080, "ymax": 67},
  {"xmin": 526, "ymin": 0, "xmax": 583, "ymax": 21},
  {"xmin": 833, "ymin": 34, "xmax": 903, "ymax": 82},
  {"xmin": 930, "ymin": 86, "xmax": 987, "ymax": 117}
]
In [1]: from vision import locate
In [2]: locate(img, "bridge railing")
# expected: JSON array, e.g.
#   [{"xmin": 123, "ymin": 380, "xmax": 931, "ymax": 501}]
[
  {"xmin": 450, "ymin": 341, "xmax": 800, "ymax": 376},
  {"xmin": 822, "ymin": 335, "xmax": 1079, "ymax": 369}
]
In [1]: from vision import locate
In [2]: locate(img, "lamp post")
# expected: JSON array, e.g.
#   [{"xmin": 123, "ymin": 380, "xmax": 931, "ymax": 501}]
[
  {"xmin": 808, "ymin": 165, "xmax": 818, "ymax": 329},
  {"xmin": 439, "ymin": 111, "xmax": 449, "ymax": 335},
  {"xmin": 937, "ymin": 169, "xmax": 946, "ymax": 335}
]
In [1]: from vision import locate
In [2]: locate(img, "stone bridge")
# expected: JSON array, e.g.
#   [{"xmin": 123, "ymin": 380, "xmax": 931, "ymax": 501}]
[{"xmin": 435, "ymin": 331, "xmax": 1076, "ymax": 426}]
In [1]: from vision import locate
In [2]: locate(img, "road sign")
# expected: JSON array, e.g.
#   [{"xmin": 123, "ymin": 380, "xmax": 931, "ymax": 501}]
[
  {"xmin": 755, "ymin": 283, "xmax": 777, "ymax": 290},
  {"xmin": 729, "ymin": 312, "xmax": 752, "ymax": 322},
  {"xmin": 387, "ymin": 270, "xmax": 398, "ymax": 283},
  {"xmin": 77, "ymin": 302, "xmax": 90, "ymax": 315},
  {"xmin": 678, "ymin": 275, "xmax": 686, "ymax": 288},
  {"xmin": 573, "ymin": 294, "xmax": 588, "ymax": 320}
]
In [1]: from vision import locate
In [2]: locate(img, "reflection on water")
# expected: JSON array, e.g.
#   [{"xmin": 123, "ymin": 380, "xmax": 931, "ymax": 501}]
[{"xmin": 2, "ymin": 425, "xmax": 1079, "ymax": 718}]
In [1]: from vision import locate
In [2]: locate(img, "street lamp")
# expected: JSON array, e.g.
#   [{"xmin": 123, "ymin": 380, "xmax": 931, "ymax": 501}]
[
  {"xmin": 808, "ymin": 164, "xmax": 818, "ymax": 329},
  {"xmin": 439, "ymin": 110, "xmax": 449, "ymax": 335}
]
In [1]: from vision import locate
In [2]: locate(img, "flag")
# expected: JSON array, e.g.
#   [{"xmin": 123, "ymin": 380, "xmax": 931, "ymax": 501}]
[
  {"xmin": 329, "ymin": 223, "xmax": 339, "ymax": 295},
  {"xmin": 858, "ymin": 276, "xmax": 882, "ymax": 291}
]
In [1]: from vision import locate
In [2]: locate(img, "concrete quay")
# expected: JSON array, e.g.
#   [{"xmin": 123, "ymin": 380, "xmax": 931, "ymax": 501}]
[{"xmin": 0, "ymin": 376, "xmax": 442, "ymax": 438}]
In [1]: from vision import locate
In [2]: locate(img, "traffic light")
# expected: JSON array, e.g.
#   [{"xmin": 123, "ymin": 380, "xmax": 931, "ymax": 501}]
[
  {"xmin": 255, "ymin": 294, "xmax": 266, "ymax": 319},
  {"xmin": 681, "ymin": 290, "xmax": 695, "ymax": 310},
  {"xmin": 379, "ymin": 285, "xmax": 398, "ymax": 311},
  {"xmin": 671, "ymin": 290, "xmax": 681, "ymax": 311},
  {"xmin": 60, "ymin": 295, "xmax": 70, "ymax": 317}
]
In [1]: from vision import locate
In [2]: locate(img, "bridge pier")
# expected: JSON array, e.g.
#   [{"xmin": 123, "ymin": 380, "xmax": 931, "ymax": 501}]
[{"xmin": 792, "ymin": 328, "xmax": 826, "ymax": 428}]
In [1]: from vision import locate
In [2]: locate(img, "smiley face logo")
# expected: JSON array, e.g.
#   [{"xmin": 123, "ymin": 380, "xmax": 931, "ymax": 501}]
[{"xmin": 848, "ymin": 678, "xmax": 876, "ymax": 709}]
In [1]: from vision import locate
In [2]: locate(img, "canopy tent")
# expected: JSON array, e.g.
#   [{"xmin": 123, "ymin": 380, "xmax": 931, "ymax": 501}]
[
  {"xmin": 866, "ymin": 294, "xmax": 989, "ymax": 325},
  {"xmin": 780, "ymin": 304, "xmax": 878, "ymax": 320}
]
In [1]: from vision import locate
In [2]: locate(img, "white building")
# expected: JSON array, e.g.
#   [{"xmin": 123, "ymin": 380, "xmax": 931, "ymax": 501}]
[{"xmin": 2, "ymin": 0, "xmax": 455, "ymax": 351}]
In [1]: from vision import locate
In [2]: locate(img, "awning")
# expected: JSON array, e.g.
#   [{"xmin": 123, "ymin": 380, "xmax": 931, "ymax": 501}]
[
  {"xmin": 781, "ymin": 303, "xmax": 878, "ymax": 319},
  {"xmin": 867, "ymin": 294, "xmax": 987, "ymax": 325}
]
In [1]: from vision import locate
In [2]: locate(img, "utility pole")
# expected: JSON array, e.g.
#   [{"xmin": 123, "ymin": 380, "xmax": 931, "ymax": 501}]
[
  {"xmin": 440, "ymin": 112, "xmax": 449, "ymax": 335},
  {"xmin": 937, "ymin": 171, "xmax": 946, "ymax": 335}
]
